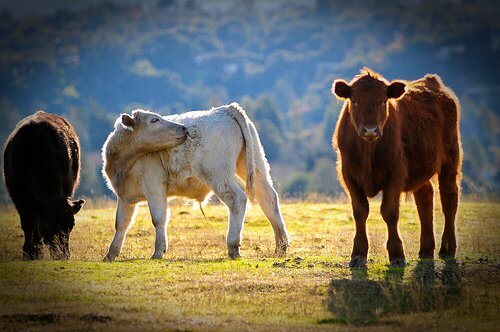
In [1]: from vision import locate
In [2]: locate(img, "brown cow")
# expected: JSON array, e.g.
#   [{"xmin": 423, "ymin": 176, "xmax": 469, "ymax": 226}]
[{"xmin": 332, "ymin": 68, "xmax": 462, "ymax": 267}]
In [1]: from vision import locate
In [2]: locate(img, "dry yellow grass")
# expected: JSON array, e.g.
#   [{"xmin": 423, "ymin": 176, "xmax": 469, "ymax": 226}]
[{"xmin": 0, "ymin": 200, "xmax": 499, "ymax": 330}]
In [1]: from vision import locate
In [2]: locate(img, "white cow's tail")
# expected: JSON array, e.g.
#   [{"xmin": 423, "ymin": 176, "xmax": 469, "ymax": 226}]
[{"xmin": 228, "ymin": 102, "xmax": 256, "ymax": 202}]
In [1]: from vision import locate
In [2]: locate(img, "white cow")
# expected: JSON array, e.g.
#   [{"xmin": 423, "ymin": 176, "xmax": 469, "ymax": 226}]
[{"xmin": 102, "ymin": 103, "xmax": 289, "ymax": 260}]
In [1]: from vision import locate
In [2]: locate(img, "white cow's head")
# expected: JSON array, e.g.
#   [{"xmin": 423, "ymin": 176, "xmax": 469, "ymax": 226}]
[{"xmin": 120, "ymin": 109, "xmax": 188, "ymax": 149}]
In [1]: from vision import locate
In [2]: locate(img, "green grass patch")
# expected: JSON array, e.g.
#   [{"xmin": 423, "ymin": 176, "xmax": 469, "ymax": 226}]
[{"xmin": 0, "ymin": 201, "xmax": 499, "ymax": 330}]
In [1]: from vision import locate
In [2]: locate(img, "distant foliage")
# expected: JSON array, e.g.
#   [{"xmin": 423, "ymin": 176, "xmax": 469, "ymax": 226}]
[{"xmin": 0, "ymin": 0, "xmax": 498, "ymax": 202}]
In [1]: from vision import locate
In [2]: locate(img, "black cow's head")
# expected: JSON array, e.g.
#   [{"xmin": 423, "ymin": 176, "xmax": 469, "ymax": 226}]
[{"xmin": 39, "ymin": 197, "xmax": 85, "ymax": 259}]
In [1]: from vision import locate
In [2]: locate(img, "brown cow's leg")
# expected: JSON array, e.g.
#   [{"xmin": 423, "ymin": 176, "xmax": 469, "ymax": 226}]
[
  {"xmin": 438, "ymin": 164, "xmax": 459, "ymax": 259},
  {"xmin": 381, "ymin": 188, "xmax": 406, "ymax": 267},
  {"xmin": 346, "ymin": 183, "xmax": 369, "ymax": 268},
  {"xmin": 413, "ymin": 182, "xmax": 435, "ymax": 259}
]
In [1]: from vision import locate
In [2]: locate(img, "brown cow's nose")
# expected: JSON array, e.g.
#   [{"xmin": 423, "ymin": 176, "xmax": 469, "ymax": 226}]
[{"xmin": 361, "ymin": 125, "xmax": 380, "ymax": 141}]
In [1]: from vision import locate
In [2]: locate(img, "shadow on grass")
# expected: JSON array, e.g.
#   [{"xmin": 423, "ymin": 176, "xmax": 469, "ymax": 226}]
[{"xmin": 323, "ymin": 260, "xmax": 462, "ymax": 325}]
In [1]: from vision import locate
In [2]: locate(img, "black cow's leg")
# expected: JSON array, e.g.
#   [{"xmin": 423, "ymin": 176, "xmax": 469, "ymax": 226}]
[
  {"xmin": 60, "ymin": 233, "xmax": 70, "ymax": 259},
  {"xmin": 20, "ymin": 212, "xmax": 41, "ymax": 259}
]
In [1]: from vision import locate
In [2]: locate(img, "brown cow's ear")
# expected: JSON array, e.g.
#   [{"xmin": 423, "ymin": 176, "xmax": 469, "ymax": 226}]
[
  {"xmin": 332, "ymin": 80, "xmax": 351, "ymax": 99},
  {"xmin": 121, "ymin": 114, "xmax": 135, "ymax": 128},
  {"xmin": 72, "ymin": 199, "xmax": 85, "ymax": 215},
  {"xmin": 387, "ymin": 81, "xmax": 406, "ymax": 99}
]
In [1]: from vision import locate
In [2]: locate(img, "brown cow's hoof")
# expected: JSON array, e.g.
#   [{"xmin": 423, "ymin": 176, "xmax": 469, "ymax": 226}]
[
  {"xmin": 438, "ymin": 251, "xmax": 455, "ymax": 259},
  {"xmin": 390, "ymin": 258, "xmax": 407, "ymax": 268},
  {"xmin": 418, "ymin": 252, "xmax": 434, "ymax": 259},
  {"xmin": 438, "ymin": 244, "xmax": 456, "ymax": 259},
  {"xmin": 228, "ymin": 245, "xmax": 241, "ymax": 259},
  {"xmin": 349, "ymin": 256, "xmax": 367, "ymax": 268}
]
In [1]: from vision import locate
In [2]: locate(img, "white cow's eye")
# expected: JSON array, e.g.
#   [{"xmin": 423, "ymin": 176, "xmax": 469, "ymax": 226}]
[{"xmin": 151, "ymin": 118, "xmax": 159, "ymax": 123}]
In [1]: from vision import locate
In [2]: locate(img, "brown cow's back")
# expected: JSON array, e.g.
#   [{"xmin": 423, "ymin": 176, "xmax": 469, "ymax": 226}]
[{"xmin": 397, "ymin": 75, "xmax": 461, "ymax": 191}]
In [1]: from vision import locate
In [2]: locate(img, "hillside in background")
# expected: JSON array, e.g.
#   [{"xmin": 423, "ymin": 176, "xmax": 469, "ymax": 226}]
[{"xmin": 0, "ymin": 0, "xmax": 498, "ymax": 201}]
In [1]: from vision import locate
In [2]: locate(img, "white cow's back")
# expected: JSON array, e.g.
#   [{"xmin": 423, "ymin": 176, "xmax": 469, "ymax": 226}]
[{"xmin": 126, "ymin": 106, "xmax": 245, "ymax": 202}]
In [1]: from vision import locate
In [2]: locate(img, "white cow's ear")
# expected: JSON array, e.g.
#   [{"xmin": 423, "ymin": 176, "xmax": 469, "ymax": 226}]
[{"xmin": 121, "ymin": 114, "xmax": 135, "ymax": 128}]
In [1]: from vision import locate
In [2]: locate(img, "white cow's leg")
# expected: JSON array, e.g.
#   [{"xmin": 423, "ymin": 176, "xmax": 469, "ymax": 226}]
[
  {"xmin": 254, "ymin": 174, "xmax": 290, "ymax": 256},
  {"xmin": 104, "ymin": 200, "xmax": 137, "ymax": 261},
  {"xmin": 147, "ymin": 195, "xmax": 169, "ymax": 259},
  {"xmin": 209, "ymin": 178, "xmax": 248, "ymax": 258},
  {"xmin": 142, "ymin": 179, "xmax": 169, "ymax": 260}
]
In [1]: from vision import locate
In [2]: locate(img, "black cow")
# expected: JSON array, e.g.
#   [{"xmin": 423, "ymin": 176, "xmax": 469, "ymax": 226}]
[{"xmin": 3, "ymin": 111, "xmax": 85, "ymax": 259}]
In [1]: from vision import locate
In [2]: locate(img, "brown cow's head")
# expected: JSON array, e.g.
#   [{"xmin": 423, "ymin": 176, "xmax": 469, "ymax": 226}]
[{"xmin": 332, "ymin": 68, "xmax": 406, "ymax": 143}]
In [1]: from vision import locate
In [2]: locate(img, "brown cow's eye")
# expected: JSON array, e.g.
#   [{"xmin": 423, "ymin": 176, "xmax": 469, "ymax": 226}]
[
  {"xmin": 351, "ymin": 100, "xmax": 357, "ymax": 105},
  {"xmin": 151, "ymin": 118, "xmax": 159, "ymax": 123}
]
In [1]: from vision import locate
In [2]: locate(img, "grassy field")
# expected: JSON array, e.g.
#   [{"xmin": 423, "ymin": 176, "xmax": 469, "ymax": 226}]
[{"xmin": 0, "ymin": 200, "xmax": 499, "ymax": 331}]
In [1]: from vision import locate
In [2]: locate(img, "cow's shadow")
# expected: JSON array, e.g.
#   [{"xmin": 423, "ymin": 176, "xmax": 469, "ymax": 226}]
[{"xmin": 325, "ymin": 259, "xmax": 462, "ymax": 324}]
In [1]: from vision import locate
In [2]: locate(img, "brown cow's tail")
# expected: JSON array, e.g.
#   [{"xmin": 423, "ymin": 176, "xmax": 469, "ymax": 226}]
[{"xmin": 227, "ymin": 102, "xmax": 256, "ymax": 202}]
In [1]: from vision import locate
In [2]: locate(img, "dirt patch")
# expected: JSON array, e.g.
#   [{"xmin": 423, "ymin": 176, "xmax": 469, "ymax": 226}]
[
  {"xmin": 80, "ymin": 313, "xmax": 113, "ymax": 323},
  {"xmin": 0, "ymin": 313, "xmax": 63, "ymax": 324},
  {"xmin": 0, "ymin": 313, "xmax": 112, "ymax": 325}
]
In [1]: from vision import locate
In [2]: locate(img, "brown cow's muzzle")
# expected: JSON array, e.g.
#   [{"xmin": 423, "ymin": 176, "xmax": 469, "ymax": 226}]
[{"xmin": 360, "ymin": 125, "xmax": 381, "ymax": 143}]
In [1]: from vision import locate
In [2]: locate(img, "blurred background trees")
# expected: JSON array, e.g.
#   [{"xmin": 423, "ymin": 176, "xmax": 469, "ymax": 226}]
[{"xmin": 0, "ymin": 0, "xmax": 498, "ymax": 202}]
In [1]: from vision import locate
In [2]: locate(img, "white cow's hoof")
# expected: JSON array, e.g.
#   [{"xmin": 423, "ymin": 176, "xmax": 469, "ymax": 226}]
[
  {"xmin": 103, "ymin": 254, "xmax": 116, "ymax": 262},
  {"xmin": 275, "ymin": 243, "xmax": 288, "ymax": 257},
  {"xmin": 228, "ymin": 245, "xmax": 241, "ymax": 259},
  {"xmin": 151, "ymin": 252, "xmax": 165, "ymax": 260}
]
